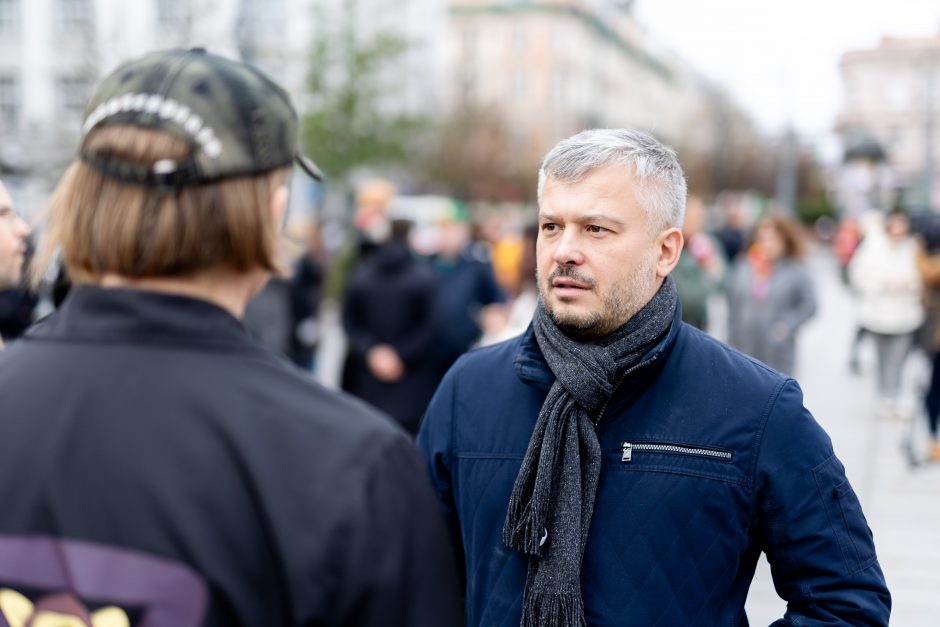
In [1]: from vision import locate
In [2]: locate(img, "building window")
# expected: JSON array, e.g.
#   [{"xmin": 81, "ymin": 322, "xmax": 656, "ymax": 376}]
[
  {"xmin": 462, "ymin": 24, "xmax": 477, "ymax": 56},
  {"xmin": 459, "ymin": 73, "xmax": 476, "ymax": 104},
  {"xmin": 0, "ymin": 74, "xmax": 19, "ymax": 128},
  {"xmin": 511, "ymin": 23, "xmax": 526, "ymax": 52},
  {"xmin": 239, "ymin": 0, "xmax": 285, "ymax": 37},
  {"xmin": 155, "ymin": 0, "xmax": 185, "ymax": 30},
  {"xmin": 56, "ymin": 76, "xmax": 91, "ymax": 117},
  {"xmin": 512, "ymin": 70, "xmax": 527, "ymax": 102},
  {"xmin": 57, "ymin": 0, "xmax": 92, "ymax": 34},
  {"xmin": 552, "ymin": 70, "xmax": 569, "ymax": 108},
  {"xmin": 0, "ymin": 0, "xmax": 19, "ymax": 34},
  {"xmin": 237, "ymin": 0, "xmax": 286, "ymax": 63}
]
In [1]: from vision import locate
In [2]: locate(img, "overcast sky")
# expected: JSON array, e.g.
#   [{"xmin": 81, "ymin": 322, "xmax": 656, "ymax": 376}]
[{"xmin": 634, "ymin": 0, "xmax": 940, "ymax": 150}]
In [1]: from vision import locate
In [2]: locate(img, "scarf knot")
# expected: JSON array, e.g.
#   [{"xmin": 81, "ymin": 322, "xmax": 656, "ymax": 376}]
[{"xmin": 503, "ymin": 276, "xmax": 677, "ymax": 627}]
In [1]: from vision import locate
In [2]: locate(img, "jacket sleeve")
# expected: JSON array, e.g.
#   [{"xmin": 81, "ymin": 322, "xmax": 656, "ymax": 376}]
[
  {"xmin": 916, "ymin": 244, "xmax": 940, "ymax": 286},
  {"xmin": 394, "ymin": 267, "xmax": 439, "ymax": 365},
  {"xmin": 725, "ymin": 261, "xmax": 747, "ymax": 346},
  {"xmin": 417, "ymin": 361, "xmax": 467, "ymax": 588},
  {"xmin": 475, "ymin": 260, "xmax": 506, "ymax": 307},
  {"xmin": 328, "ymin": 431, "xmax": 464, "ymax": 627},
  {"xmin": 848, "ymin": 239, "xmax": 876, "ymax": 294},
  {"xmin": 755, "ymin": 379, "xmax": 890, "ymax": 626},
  {"xmin": 778, "ymin": 264, "xmax": 817, "ymax": 334},
  {"xmin": 341, "ymin": 277, "xmax": 377, "ymax": 358}
]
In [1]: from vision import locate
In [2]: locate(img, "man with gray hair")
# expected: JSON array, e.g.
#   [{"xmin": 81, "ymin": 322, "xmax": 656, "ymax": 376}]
[{"xmin": 418, "ymin": 129, "xmax": 890, "ymax": 626}]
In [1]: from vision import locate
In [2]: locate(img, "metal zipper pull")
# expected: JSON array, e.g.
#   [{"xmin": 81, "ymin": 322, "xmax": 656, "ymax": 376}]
[{"xmin": 622, "ymin": 442, "xmax": 632, "ymax": 462}]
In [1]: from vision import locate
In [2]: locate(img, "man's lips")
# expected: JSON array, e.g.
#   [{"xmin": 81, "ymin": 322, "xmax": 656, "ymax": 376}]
[{"xmin": 552, "ymin": 278, "xmax": 590, "ymax": 289}]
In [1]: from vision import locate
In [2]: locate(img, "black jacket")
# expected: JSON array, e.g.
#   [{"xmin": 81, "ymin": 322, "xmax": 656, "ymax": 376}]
[
  {"xmin": 342, "ymin": 241, "xmax": 439, "ymax": 433},
  {"xmin": 0, "ymin": 286, "xmax": 462, "ymax": 627}
]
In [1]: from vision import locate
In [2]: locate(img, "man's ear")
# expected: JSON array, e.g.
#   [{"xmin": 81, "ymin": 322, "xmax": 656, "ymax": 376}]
[
  {"xmin": 270, "ymin": 185, "xmax": 290, "ymax": 228},
  {"xmin": 655, "ymin": 228, "xmax": 683, "ymax": 278}
]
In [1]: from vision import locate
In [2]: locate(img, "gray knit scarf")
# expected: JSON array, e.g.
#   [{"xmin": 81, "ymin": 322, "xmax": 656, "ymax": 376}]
[{"xmin": 503, "ymin": 276, "xmax": 677, "ymax": 627}]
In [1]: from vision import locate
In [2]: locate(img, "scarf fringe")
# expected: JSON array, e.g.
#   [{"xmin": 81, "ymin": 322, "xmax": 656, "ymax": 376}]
[
  {"xmin": 521, "ymin": 590, "xmax": 586, "ymax": 627},
  {"xmin": 503, "ymin": 493, "xmax": 547, "ymax": 557}
]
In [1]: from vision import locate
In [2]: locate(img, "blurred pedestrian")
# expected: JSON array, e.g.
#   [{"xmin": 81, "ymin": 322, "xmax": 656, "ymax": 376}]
[
  {"xmin": 479, "ymin": 224, "xmax": 539, "ymax": 346},
  {"xmin": 834, "ymin": 216, "xmax": 862, "ymax": 284},
  {"xmin": 430, "ymin": 204, "xmax": 506, "ymax": 378},
  {"xmin": 915, "ymin": 241, "xmax": 940, "ymax": 460},
  {"xmin": 727, "ymin": 216, "xmax": 817, "ymax": 375},
  {"xmin": 244, "ymin": 224, "xmax": 325, "ymax": 370},
  {"xmin": 849, "ymin": 210, "xmax": 923, "ymax": 419},
  {"xmin": 672, "ymin": 194, "xmax": 725, "ymax": 330},
  {"xmin": 715, "ymin": 197, "xmax": 747, "ymax": 262},
  {"xmin": 288, "ymin": 222, "xmax": 325, "ymax": 370},
  {"xmin": 419, "ymin": 129, "xmax": 889, "ymax": 627},
  {"xmin": 342, "ymin": 219, "xmax": 439, "ymax": 434},
  {"xmin": 325, "ymin": 178, "xmax": 396, "ymax": 300},
  {"xmin": 0, "ymin": 181, "xmax": 29, "ymax": 350},
  {"xmin": 0, "ymin": 48, "xmax": 461, "ymax": 626},
  {"xmin": 243, "ymin": 269, "xmax": 294, "ymax": 357}
]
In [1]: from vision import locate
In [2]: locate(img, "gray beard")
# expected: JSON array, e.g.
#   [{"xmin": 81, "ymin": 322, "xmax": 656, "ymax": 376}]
[{"xmin": 538, "ymin": 254, "xmax": 657, "ymax": 341}]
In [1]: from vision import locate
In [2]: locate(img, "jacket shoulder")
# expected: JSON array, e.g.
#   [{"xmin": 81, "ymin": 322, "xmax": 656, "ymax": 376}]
[
  {"xmin": 674, "ymin": 322, "xmax": 790, "ymax": 396},
  {"xmin": 453, "ymin": 334, "xmax": 522, "ymax": 373}
]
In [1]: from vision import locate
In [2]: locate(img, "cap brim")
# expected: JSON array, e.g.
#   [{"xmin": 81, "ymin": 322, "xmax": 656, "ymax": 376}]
[{"xmin": 296, "ymin": 154, "xmax": 324, "ymax": 181}]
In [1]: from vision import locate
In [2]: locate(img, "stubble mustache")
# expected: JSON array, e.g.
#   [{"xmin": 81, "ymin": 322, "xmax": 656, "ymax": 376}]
[{"xmin": 546, "ymin": 265, "xmax": 596, "ymax": 290}]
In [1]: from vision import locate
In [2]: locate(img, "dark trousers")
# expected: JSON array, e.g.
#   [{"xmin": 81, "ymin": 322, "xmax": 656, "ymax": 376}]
[{"xmin": 925, "ymin": 352, "xmax": 940, "ymax": 438}]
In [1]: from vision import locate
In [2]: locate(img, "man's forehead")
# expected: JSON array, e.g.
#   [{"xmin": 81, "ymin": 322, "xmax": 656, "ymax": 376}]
[{"xmin": 541, "ymin": 170, "xmax": 640, "ymax": 211}]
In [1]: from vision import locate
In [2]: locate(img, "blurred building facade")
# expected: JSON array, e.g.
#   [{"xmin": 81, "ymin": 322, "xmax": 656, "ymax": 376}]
[
  {"xmin": 0, "ymin": 0, "xmax": 448, "ymax": 217},
  {"xmin": 0, "ymin": 0, "xmax": 764, "ymax": 213},
  {"xmin": 837, "ymin": 29, "xmax": 940, "ymax": 212},
  {"xmin": 446, "ymin": 0, "xmax": 762, "ymax": 190}
]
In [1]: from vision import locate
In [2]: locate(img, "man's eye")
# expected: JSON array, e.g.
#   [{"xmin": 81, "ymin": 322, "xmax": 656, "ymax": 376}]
[
  {"xmin": 586, "ymin": 225, "xmax": 608, "ymax": 234},
  {"xmin": 541, "ymin": 223, "xmax": 559, "ymax": 232}
]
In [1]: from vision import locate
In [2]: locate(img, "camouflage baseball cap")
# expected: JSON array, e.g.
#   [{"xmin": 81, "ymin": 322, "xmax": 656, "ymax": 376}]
[{"xmin": 79, "ymin": 47, "xmax": 323, "ymax": 187}]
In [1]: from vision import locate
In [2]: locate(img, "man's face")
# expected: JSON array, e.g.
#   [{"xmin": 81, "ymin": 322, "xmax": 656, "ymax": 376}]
[
  {"xmin": 0, "ymin": 183, "xmax": 28, "ymax": 288},
  {"xmin": 537, "ymin": 166, "xmax": 664, "ymax": 340}
]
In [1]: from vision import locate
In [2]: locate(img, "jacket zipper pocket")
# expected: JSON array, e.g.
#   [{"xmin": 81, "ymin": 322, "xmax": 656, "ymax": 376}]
[{"xmin": 621, "ymin": 441, "xmax": 733, "ymax": 463}]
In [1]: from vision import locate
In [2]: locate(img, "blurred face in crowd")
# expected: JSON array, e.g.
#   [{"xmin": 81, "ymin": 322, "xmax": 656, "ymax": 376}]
[
  {"xmin": 885, "ymin": 213, "xmax": 909, "ymax": 241},
  {"xmin": 437, "ymin": 221, "xmax": 469, "ymax": 257},
  {"xmin": 755, "ymin": 219, "xmax": 785, "ymax": 261},
  {"xmin": 537, "ymin": 165, "xmax": 680, "ymax": 340},
  {"xmin": 0, "ymin": 182, "xmax": 29, "ymax": 288},
  {"xmin": 682, "ymin": 195, "xmax": 705, "ymax": 239}
]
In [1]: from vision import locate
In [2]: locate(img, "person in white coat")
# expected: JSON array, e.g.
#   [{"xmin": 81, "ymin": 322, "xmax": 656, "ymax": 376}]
[{"xmin": 849, "ymin": 210, "xmax": 924, "ymax": 417}]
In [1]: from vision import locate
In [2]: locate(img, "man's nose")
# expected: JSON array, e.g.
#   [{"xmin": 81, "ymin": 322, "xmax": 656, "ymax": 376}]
[{"xmin": 552, "ymin": 229, "xmax": 585, "ymax": 266}]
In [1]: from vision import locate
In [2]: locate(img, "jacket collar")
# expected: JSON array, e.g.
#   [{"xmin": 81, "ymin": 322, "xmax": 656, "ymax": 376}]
[
  {"xmin": 27, "ymin": 285, "xmax": 254, "ymax": 349},
  {"xmin": 513, "ymin": 295, "xmax": 684, "ymax": 391}
]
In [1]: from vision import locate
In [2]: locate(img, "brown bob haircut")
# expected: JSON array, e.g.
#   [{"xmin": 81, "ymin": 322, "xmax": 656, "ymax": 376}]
[
  {"xmin": 754, "ymin": 215, "xmax": 806, "ymax": 260},
  {"xmin": 33, "ymin": 125, "xmax": 290, "ymax": 285}
]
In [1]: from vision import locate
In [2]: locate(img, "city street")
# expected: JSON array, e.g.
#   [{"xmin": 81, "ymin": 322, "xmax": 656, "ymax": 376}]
[{"xmin": 316, "ymin": 245, "xmax": 940, "ymax": 625}]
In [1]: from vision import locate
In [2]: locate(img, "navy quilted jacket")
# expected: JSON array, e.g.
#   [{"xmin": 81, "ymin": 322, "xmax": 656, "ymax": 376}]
[{"xmin": 418, "ymin": 305, "xmax": 890, "ymax": 626}]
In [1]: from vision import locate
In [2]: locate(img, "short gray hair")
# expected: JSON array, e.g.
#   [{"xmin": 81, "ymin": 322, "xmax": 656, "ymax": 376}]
[{"xmin": 537, "ymin": 129, "xmax": 687, "ymax": 231}]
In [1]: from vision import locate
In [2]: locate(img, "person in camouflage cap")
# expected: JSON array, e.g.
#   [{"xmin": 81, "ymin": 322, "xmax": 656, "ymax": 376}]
[{"xmin": 0, "ymin": 48, "xmax": 462, "ymax": 627}]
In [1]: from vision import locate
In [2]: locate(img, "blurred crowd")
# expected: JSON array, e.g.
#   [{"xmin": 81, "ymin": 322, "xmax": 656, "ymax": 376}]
[{"xmin": 5, "ymin": 177, "xmax": 940, "ymax": 459}]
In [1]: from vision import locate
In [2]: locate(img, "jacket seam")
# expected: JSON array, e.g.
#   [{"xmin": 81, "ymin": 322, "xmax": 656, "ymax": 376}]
[
  {"xmin": 749, "ymin": 377, "xmax": 789, "ymax": 488},
  {"xmin": 602, "ymin": 465, "xmax": 749, "ymax": 486},
  {"xmin": 456, "ymin": 452, "xmax": 524, "ymax": 460},
  {"xmin": 450, "ymin": 355, "xmax": 462, "ymax": 492}
]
